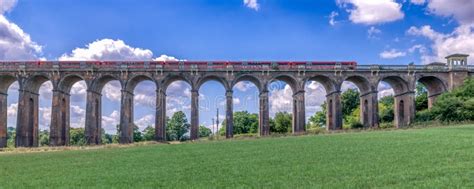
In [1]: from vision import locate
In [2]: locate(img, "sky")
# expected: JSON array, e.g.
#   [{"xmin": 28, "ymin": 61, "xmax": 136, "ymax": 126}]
[{"xmin": 1, "ymin": 0, "xmax": 473, "ymax": 134}]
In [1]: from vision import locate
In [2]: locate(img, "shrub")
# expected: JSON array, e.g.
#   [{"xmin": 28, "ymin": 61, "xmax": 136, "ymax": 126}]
[{"xmin": 415, "ymin": 109, "xmax": 435, "ymax": 122}]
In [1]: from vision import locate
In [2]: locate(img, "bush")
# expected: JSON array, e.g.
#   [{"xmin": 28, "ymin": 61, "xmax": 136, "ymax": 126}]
[
  {"xmin": 379, "ymin": 122, "xmax": 394, "ymax": 129},
  {"xmin": 415, "ymin": 109, "xmax": 435, "ymax": 122},
  {"xmin": 350, "ymin": 121, "xmax": 364, "ymax": 129}
]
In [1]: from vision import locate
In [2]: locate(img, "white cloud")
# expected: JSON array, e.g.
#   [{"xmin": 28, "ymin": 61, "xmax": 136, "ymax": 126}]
[
  {"xmin": 39, "ymin": 106, "xmax": 51, "ymax": 130},
  {"xmin": 367, "ymin": 26, "xmax": 381, "ymax": 38},
  {"xmin": 154, "ymin": 54, "xmax": 180, "ymax": 61},
  {"xmin": 134, "ymin": 114, "xmax": 155, "ymax": 131},
  {"xmin": 0, "ymin": 0, "xmax": 17, "ymax": 14},
  {"xmin": 410, "ymin": 0, "xmax": 426, "ymax": 5},
  {"xmin": 7, "ymin": 102, "xmax": 17, "ymax": 117},
  {"xmin": 102, "ymin": 81, "xmax": 121, "ymax": 102},
  {"xmin": 234, "ymin": 81, "xmax": 255, "ymax": 92},
  {"xmin": 407, "ymin": 25, "xmax": 474, "ymax": 64},
  {"xmin": 243, "ymin": 0, "xmax": 260, "ymax": 11},
  {"xmin": 379, "ymin": 49, "xmax": 407, "ymax": 59},
  {"xmin": 378, "ymin": 82, "xmax": 395, "ymax": 98},
  {"xmin": 59, "ymin": 39, "xmax": 153, "ymax": 61},
  {"xmin": 337, "ymin": 0, "xmax": 404, "ymax": 25},
  {"xmin": 329, "ymin": 11, "xmax": 339, "ymax": 26},
  {"xmin": 0, "ymin": 15, "xmax": 43, "ymax": 60},
  {"xmin": 102, "ymin": 110, "xmax": 120, "ymax": 134},
  {"xmin": 426, "ymin": 0, "xmax": 474, "ymax": 25}
]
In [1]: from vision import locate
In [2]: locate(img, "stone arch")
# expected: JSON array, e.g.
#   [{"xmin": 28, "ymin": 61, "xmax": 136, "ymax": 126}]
[
  {"xmin": 378, "ymin": 76, "xmax": 410, "ymax": 95},
  {"xmin": 416, "ymin": 75, "xmax": 447, "ymax": 108},
  {"xmin": 161, "ymin": 74, "xmax": 192, "ymax": 91},
  {"xmin": 269, "ymin": 74, "xmax": 298, "ymax": 92},
  {"xmin": 0, "ymin": 74, "xmax": 18, "ymax": 147},
  {"xmin": 343, "ymin": 75, "xmax": 371, "ymax": 94},
  {"xmin": 58, "ymin": 74, "xmax": 86, "ymax": 93},
  {"xmin": 231, "ymin": 74, "xmax": 263, "ymax": 93},
  {"xmin": 196, "ymin": 74, "xmax": 230, "ymax": 91},
  {"xmin": 90, "ymin": 74, "xmax": 122, "ymax": 93},
  {"xmin": 305, "ymin": 75, "xmax": 338, "ymax": 93},
  {"xmin": 378, "ymin": 75, "xmax": 413, "ymax": 128},
  {"xmin": 125, "ymin": 74, "xmax": 158, "ymax": 92},
  {"xmin": 0, "ymin": 75, "xmax": 18, "ymax": 94},
  {"xmin": 25, "ymin": 74, "xmax": 51, "ymax": 93}
]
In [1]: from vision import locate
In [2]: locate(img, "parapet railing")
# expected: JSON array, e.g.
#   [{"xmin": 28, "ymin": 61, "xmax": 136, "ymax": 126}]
[{"xmin": 0, "ymin": 61, "xmax": 470, "ymax": 72}]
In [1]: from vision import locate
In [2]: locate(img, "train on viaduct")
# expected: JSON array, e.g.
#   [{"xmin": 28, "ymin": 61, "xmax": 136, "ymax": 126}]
[{"xmin": 0, "ymin": 54, "xmax": 472, "ymax": 147}]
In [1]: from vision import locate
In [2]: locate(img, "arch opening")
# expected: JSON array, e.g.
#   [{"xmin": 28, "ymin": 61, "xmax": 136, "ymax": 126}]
[
  {"xmin": 268, "ymin": 80, "xmax": 294, "ymax": 134},
  {"xmin": 165, "ymin": 80, "xmax": 192, "ymax": 141},
  {"xmin": 198, "ymin": 80, "xmax": 226, "ymax": 139},
  {"xmin": 230, "ymin": 81, "xmax": 259, "ymax": 136},
  {"xmin": 2, "ymin": 78, "xmax": 19, "ymax": 148},
  {"xmin": 132, "ymin": 80, "xmax": 157, "ymax": 142}
]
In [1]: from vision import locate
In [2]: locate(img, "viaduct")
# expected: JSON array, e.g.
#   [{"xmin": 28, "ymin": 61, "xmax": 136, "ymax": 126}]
[{"xmin": 0, "ymin": 54, "xmax": 472, "ymax": 148}]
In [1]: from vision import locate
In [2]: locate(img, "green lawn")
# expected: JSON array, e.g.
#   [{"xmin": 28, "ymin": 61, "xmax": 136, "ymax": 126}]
[{"xmin": 1, "ymin": 125, "xmax": 474, "ymax": 188}]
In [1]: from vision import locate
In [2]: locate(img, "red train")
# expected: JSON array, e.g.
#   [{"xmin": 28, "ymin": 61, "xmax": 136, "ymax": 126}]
[{"xmin": 3, "ymin": 60, "xmax": 358, "ymax": 70}]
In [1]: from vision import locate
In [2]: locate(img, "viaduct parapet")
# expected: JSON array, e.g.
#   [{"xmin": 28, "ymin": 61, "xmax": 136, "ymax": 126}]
[{"xmin": 0, "ymin": 54, "xmax": 472, "ymax": 147}]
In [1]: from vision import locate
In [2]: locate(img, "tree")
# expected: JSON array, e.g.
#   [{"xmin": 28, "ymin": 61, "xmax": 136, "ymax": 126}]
[
  {"xmin": 142, "ymin": 126, "xmax": 155, "ymax": 141},
  {"xmin": 199, "ymin": 125, "xmax": 212, "ymax": 137},
  {"xmin": 379, "ymin": 95, "xmax": 394, "ymax": 123},
  {"xmin": 431, "ymin": 79, "xmax": 474, "ymax": 122},
  {"xmin": 415, "ymin": 83, "xmax": 429, "ymax": 111},
  {"xmin": 341, "ymin": 88, "xmax": 360, "ymax": 119},
  {"xmin": 70, "ymin": 127, "xmax": 86, "ymax": 146},
  {"xmin": 166, "ymin": 111, "xmax": 190, "ymax": 141},
  {"xmin": 39, "ymin": 130, "xmax": 49, "ymax": 146},
  {"xmin": 220, "ymin": 111, "xmax": 259, "ymax": 135},
  {"xmin": 271, "ymin": 112, "xmax": 292, "ymax": 133},
  {"xmin": 132, "ymin": 124, "xmax": 143, "ymax": 142},
  {"xmin": 308, "ymin": 101, "xmax": 327, "ymax": 128},
  {"xmin": 7, "ymin": 127, "xmax": 15, "ymax": 147}
]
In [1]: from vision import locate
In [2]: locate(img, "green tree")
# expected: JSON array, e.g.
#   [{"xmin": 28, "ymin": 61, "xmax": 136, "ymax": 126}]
[
  {"xmin": 70, "ymin": 127, "xmax": 86, "ymax": 146},
  {"xmin": 132, "ymin": 124, "xmax": 143, "ymax": 142},
  {"xmin": 308, "ymin": 101, "xmax": 327, "ymax": 128},
  {"xmin": 220, "ymin": 111, "xmax": 259, "ymax": 135},
  {"xmin": 431, "ymin": 79, "xmax": 474, "ymax": 122},
  {"xmin": 7, "ymin": 127, "xmax": 15, "ymax": 147},
  {"xmin": 142, "ymin": 126, "xmax": 155, "ymax": 141},
  {"xmin": 271, "ymin": 112, "xmax": 292, "ymax": 133},
  {"xmin": 415, "ymin": 83, "xmax": 429, "ymax": 111},
  {"xmin": 341, "ymin": 88, "xmax": 360, "ymax": 119},
  {"xmin": 199, "ymin": 125, "xmax": 212, "ymax": 137},
  {"xmin": 166, "ymin": 111, "xmax": 190, "ymax": 141},
  {"xmin": 379, "ymin": 95, "xmax": 394, "ymax": 123},
  {"xmin": 39, "ymin": 130, "xmax": 49, "ymax": 146}
]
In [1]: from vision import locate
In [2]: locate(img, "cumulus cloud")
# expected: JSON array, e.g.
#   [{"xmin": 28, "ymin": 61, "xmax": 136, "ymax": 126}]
[
  {"xmin": 243, "ymin": 0, "xmax": 259, "ymax": 11},
  {"xmin": 407, "ymin": 24, "xmax": 474, "ymax": 64},
  {"xmin": 337, "ymin": 0, "xmax": 404, "ymax": 25},
  {"xmin": 154, "ymin": 54, "xmax": 180, "ymax": 61},
  {"xmin": 7, "ymin": 102, "xmax": 17, "ymax": 117},
  {"xmin": 102, "ymin": 81, "xmax": 121, "ymax": 102},
  {"xmin": 0, "ymin": 15, "xmax": 43, "ymax": 60},
  {"xmin": 410, "ymin": 0, "xmax": 426, "ymax": 5},
  {"xmin": 102, "ymin": 110, "xmax": 120, "ymax": 134},
  {"xmin": 367, "ymin": 26, "xmax": 381, "ymax": 38},
  {"xmin": 0, "ymin": 0, "xmax": 17, "ymax": 14},
  {"xmin": 135, "ymin": 114, "xmax": 155, "ymax": 131},
  {"xmin": 38, "ymin": 107, "xmax": 51, "ymax": 130},
  {"xmin": 59, "ymin": 39, "xmax": 153, "ymax": 61},
  {"xmin": 425, "ymin": 0, "xmax": 474, "ymax": 25},
  {"xmin": 329, "ymin": 11, "xmax": 339, "ymax": 26},
  {"xmin": 379, "ymin": 49, "xmax": 407, "ymax": 59},
  {"xmin": 234, "ymin": 81, "xmax": 256, "ymax": 92}
]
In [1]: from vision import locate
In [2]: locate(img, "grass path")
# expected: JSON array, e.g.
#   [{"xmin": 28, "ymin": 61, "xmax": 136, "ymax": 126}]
[{"xmin": 1, "ymin": 125, "xmax": 474, "ymax": 188}]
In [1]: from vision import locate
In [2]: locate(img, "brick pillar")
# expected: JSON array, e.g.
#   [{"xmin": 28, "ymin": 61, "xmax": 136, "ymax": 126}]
[
  {"xmin": 259, "ymin": 91, "xmax": 270, "ymax": 136},
  {"xmin": 16, "ymin": 89, "xmax": 40, "ymax": 147},
  {"xmin": 155, "ymin": 88, "xmax": 166, "ymax": 141},
  {"xmin": 360, "ymin": 91, "xmax": 379, "ymax": 128},
  {"xmin": 292, "ymin": 90, "xmax": 306, "ymax": 133},
  {"xmin": 190, "ymin": 89, "xmax": 199, "ymax": 140},
  {"xmin": 326, "ymin": 91, "xmax": 342, "ymax": 130},
  {"xmin": 119, "ymin": 90, "xmax": 134, "ymax": 144},
  {"xmin": 394, "ymin": 91, "xmax": 415, "ymax": 128},
  {"xmin": 225, "ymin": 90, "xmax": 233, "ymax": 138},
  {"xmin": 0, "ymin": 92, "xmax": 7, "ymax": 148},
  {"xmin": 85, "ymin": 90, "xmax": 102, "ymax": 145},
  {"xmin": 50, "ymin": 90, "xmax": 70, "ymax": 146}
]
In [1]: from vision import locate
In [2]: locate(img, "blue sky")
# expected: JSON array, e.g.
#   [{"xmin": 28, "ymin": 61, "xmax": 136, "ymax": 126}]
[{"xmin": 1, "ymin": 0, "xmax": 473, "ymax": 133}]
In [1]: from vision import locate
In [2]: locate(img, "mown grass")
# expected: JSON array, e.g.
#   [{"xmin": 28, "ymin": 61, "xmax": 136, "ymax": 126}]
[{"xmin": 1, "ymin": 125, "xmax": 473, "ymax": 188}]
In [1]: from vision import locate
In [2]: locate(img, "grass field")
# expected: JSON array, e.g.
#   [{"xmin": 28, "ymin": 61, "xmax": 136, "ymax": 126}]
[{"xmin": 1, "ymin": 125, "xmax": 474, "ymax": 188}]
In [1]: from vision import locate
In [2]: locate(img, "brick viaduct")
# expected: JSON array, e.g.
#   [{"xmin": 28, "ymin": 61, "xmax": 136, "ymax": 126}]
[{"xmin": 0, "ymin": 54, "xmax": 472, "ymax": 148}]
